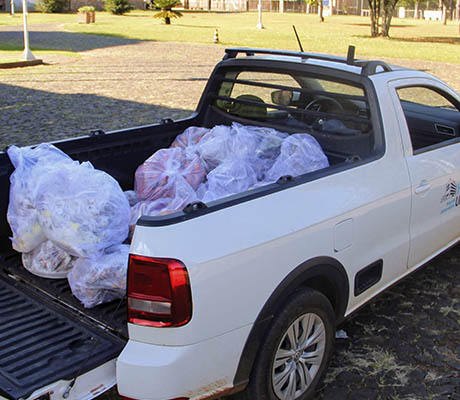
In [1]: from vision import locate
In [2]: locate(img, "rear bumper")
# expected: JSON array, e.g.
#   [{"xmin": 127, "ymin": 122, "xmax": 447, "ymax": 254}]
[{"xmin": 117, "ymin": 324, "xmax": 252, "ymax": 400}]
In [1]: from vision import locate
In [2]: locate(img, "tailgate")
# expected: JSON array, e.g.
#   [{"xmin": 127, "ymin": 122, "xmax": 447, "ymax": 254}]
[{"xmin": 0, "ymin": 273, "xmax": 125, "ymax": 400}]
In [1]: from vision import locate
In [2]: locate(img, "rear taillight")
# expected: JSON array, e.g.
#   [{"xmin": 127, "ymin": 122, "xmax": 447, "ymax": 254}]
[{"xmin": 127, "ymin": 255, "xmax": 192, "ymax": 327}]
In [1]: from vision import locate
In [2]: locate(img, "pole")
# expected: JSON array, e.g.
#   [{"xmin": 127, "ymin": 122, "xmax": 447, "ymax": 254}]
[
  {"xmin": 10, "ymin": 0, "xmax": 15, "ymax": 16},
  {"xmin": 22, "ymin": 0, "xmax": 36, "ymax": 61},
  {"xmin": 256, "ymin": 0, "xmax": 264, "ymax": 28}
]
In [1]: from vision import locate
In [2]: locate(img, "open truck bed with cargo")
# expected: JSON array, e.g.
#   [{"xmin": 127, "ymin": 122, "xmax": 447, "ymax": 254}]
[{"xmin": 1, "ymin": 47, "xmax": 460, "ymax": 400}]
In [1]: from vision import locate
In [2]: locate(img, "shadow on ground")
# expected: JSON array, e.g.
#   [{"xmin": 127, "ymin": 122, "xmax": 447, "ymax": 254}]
[
  {"xmin": 389, "ymin": 36, "xmax": 460, "ymax": 45},
  {"xmin": 345, "ymin": 23, "xmax": 416, "ymax": 28},
  {"xmin": 352, "ymin": 33, "xmax": 460, "ymax": 44},
  {"xmin": 0, "ymin": 83, "xmax": 191, "ymax": 148},
  {"xmin": 0, "ymin": 29, "xmax": 144, "ymax": 52}
]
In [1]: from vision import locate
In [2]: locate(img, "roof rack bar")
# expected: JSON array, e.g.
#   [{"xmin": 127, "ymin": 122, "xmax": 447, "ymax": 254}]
[
  {"xmin": 223, "ymin": 47, "xmax": 394, "ymax": 76},
  {"xmin": 359, "ymin": 60, "xmax": 393, "ymax": 76},
  {"xmin": 224, "ymin": 47, "xmax": 349, "ymax": 64}
]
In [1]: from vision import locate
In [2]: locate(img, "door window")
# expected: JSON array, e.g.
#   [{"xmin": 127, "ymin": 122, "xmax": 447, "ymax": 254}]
[{"xmin": 396, "ymin": 86, "xmax": 460, "ymax": 153}]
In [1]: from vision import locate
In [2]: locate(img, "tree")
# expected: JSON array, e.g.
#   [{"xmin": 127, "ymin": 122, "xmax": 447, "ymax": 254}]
[
  {"xmin": 368, "ymin": 0, "xmax": 381, "ymax": 37},
  {"xmin": 36, "ymin": 0, "xmax": 67, "ymax": 12},
  {"xmin": 153, "ymin": 0, "xmax": 183, "ymax": 24},
  {"xmin": 381, "ymin": 0, "xmax": 399, "ymax": 36},
  {"xmin": 305, "ymin": 0, "xmax": 324, "ymax": 22},
  {"xmin": 367, "ymin": 0, "xmax": 400, "ymax": 37},
  {"xmin": 105, "ymin": 0, "xmax": 134, "ymax": 14}
]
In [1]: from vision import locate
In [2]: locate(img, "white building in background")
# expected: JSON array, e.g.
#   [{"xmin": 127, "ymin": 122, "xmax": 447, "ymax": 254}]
[
  {"xmin": 423, "ymin": 9, "xmax": 442, "ymax": 20},
  {"xmin": 3, "ymin": 0, "xmax": 38, "ymax": 12}
]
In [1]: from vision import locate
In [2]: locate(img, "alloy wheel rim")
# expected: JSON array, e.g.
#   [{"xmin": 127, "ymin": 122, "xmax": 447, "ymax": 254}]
[{"xmin": 271, "ymin": 312, "xmax": 326, "ymax": 400}]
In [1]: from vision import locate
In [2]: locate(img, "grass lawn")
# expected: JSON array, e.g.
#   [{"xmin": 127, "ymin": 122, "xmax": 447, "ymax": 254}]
[
  {"xmin": 69, "ymin": 12, "xmax": 460, "ymax": 63},
  {"xmin": 0, "ymin": 11, "xmax": 459, "ymax": 63}
]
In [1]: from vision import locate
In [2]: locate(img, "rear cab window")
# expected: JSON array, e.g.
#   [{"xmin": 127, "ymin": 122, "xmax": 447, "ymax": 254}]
[{"xmin": 211, "ymin": 67, "xmax": 381, "ymax": 164}]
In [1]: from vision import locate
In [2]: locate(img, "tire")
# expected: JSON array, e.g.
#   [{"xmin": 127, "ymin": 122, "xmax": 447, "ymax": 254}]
[{"xmin": 236, "ymin": 288, "xmax": 335, "ymax": 400}]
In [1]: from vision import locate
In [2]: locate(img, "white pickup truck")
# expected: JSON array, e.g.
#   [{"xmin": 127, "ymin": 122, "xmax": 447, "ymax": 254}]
[{"xmin": 1, "ymin": 47, "xmax": 460, "ymax": 400}]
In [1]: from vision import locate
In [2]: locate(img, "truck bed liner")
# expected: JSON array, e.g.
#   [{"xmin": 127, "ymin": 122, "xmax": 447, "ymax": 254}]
[
  {"xmin": 0, "ymin": 253, "xmax": 128, "ymax": 340},
  {"xmin": 0, "ymin": 272, "xmax": 126, "ymax": 400}
]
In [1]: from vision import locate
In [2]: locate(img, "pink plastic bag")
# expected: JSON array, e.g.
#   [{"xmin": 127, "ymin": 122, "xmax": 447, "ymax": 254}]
[
  {"xmin": 170, "ymin": 126, "xmax": 210, "ymax": 150},
  {"xmin": 135, "ymin": 148, "xmax": 206, "ymax": 202}
]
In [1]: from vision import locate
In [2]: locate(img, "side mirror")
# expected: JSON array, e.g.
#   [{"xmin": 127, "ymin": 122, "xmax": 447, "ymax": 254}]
[{"xmin": 271, "ymin": 90, "xmax": 293, "ymax": 106}]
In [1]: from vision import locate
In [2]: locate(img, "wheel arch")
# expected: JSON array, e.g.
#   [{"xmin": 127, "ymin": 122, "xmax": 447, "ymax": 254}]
[{"xmin": 232, "ymin": 256, "xmax": 349, "ymax": 390}]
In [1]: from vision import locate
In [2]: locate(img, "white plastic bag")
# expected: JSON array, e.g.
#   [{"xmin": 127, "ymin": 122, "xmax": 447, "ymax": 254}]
[
  {"xmin": 232, "ymin": 123, "xmax": 288, "ymax": 180},
  {"xmin": 7, "ymin": 144, "xmax": 73, "ymax": 253},
  {"xmin": 22, "ymin": 240, "xmax": 76, "ymax": 279},
  {"xmin": 134, "ymin": 148, "xmax": 206, "ymax": 202},
  {"xmin": 264, "ymin": 134, "xmax": 329, "ymax": 183},
  {"xmin": 196, "ymin": 125, "xmax": 236, "ymax": 172},
  {"xmin": 67, "ymin": 244, "xmax": 130, "ymax": 308},
  {"xmin": 35, "ymin": 160, "xmax": 131, "ymax": 259},
  {"xmin": 124, "ymin": 190, "xmax": 139, "ymax": 207},
  {"xmin": 200, "ymin": 159, "xmax": 258, "ymax": 203}
]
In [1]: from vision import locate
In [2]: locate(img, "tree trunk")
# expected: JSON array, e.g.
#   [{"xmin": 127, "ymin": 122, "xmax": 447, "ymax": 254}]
[
  {"xmin": 382, "ymin": 0, "xmax": 398, "ymax": 37},
  {"xmin": 165, "ymin": 16, "xmax": 171, "ymax": 23},
  {"xmin": 368, "ymin": 0, "xmax": 380, "ymax": 37},
  {"xmin": 414, "ymin": 0, "xmax": 419, "ymax": 18},
  {"xmin": 442, "ymin": 1, "xmax": 447, "ymax": 24},
  {"xmin": 382, "ymin": 10, "xmax": 393, "ymax": 36},
  {"xmin": 457, "ymin": 0, "xmax": 459, "ymax": 20},
  {"xmin": 319, "ymin": 1, "xmax": 324, "ymax": 21}
]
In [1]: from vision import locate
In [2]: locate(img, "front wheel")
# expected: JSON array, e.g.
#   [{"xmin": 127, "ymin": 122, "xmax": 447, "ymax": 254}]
[{"xmin": 239, "ymin": 288, "xmax": 335, "ymax": 400}]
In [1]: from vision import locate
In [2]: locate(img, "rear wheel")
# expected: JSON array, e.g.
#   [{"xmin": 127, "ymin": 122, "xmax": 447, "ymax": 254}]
[{"xmin": 236, "ymin": 288, "xmax": 335, "ymax": 400}]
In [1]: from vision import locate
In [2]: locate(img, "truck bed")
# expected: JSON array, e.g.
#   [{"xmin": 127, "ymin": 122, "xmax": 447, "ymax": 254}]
[
  {"xmin": 0, "ymin": 252, "xmax": 128, "ymax": 339},
  {"xmin": 0, "ymin": 266, "xmax": 126, "ymax": 400}
]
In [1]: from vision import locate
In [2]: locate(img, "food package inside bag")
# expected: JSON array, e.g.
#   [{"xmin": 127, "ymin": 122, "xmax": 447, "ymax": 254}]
[
  {"xmin": 200, "ymin": 159, "xmax": 258, "ymax": 203},
  {"xmin": 67, "ymin": 244, "xmax": 130, "ymax": 308},
  {"xmin": 35, "ymin": 161, "xmax": 131, "ymax": 259},
  {"xmin": 130, "ymin": 177, "xmax": 198, "ymax": 229},
  {"xmin": 264, "ymin": 133, "xmax": 330, "ymax": 183},
  {"xmin": 231, "ymin": 123, "xmax": 288, "ymax": 180},
  {"xmin": 7, "ymin": 144, "xmax": 74, "ymax": 253},
  {"xmin": 195, "ymin": 125, "xmax": 237, "ymax": 172},
  {"xmin": 170, "ymin": 126, "xmax": 210, "ymax": 151},
  {"xmin": 22, "ymin": 240, "xmax": 77, "ymax": 279},
  {"xmin": 134, "ymin": 148, "xmax": 206, "ymax": 202}
]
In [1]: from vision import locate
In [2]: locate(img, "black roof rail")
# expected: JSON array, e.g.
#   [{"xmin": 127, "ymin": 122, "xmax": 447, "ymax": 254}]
[{"xmin": 223, "ymin": 47, "xmax": 393, "ymax": 76}]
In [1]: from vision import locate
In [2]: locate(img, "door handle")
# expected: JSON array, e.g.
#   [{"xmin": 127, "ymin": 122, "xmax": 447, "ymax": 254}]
[{"xmin": 415, "ymin": 182, "xmax": 431, "ymax": 195}]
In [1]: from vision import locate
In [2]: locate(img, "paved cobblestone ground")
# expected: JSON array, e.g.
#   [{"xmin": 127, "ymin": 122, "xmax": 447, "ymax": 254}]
[{"xmin": 1, "ymin": 23, "xmax": 459, "ymax": 400}]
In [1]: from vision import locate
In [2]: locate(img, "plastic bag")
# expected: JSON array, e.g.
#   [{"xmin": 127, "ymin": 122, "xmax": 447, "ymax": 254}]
[
  {"xmin": 196, "ymin": 125, "xmax": 236, "ymax": 172},
  {"xmin": 200, "ymin": 159, "xmax": 258, "ymax": 203},
  {"xmin": 197, "ymin": 123, "xmax": 288, "ymax": 176},
  {"xmin": 7, "ymin": 144, "xmax": 73, "ymax": 253},
  {"xmin": 231, "ymin": 123, "xmax": 288, "ymax": 179},
  {"xmin": 134, "ymin": 148, "xmax": 206, "ymax": 202},
  {"xmin": 22, "ymin": 240, "xmax": 76, "ymax": 279},
  {"xmin": 264, "ymin": 134, "xmax": 329, "ymax": 183},
  {"xmin": 124, "ymin": 190, "xmax": 139, "ymax": 207},
  {"xmin": 130, "ymin": 178, "xmax": 198, "ymax": 228},
  {"xmin": 170, "ymin": 126, "xmax": 210, "ymax": 151},
  {"xmin": 35, "ymin": 161, "xmax": 131, "ymax": 259},
  {"xmin": 67, "ymin": 244, "xmax": 129, "ymax": 308}
]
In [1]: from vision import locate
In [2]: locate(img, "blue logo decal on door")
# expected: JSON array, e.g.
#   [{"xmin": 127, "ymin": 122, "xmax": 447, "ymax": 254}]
[{"xmin": 441, "ymin": 179, "xmax": 459, "ymax": 214}]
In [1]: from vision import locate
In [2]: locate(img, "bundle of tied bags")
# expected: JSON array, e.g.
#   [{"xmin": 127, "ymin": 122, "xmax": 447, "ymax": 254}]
[{"xmin": 7, "ymin": 123, "xmax": 329, "ymax": 308}]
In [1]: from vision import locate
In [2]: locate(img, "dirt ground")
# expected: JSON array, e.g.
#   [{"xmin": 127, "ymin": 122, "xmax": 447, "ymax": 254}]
[{"xmin": 1, "ymin": 23, "xmax": 459, "ymax": 400}]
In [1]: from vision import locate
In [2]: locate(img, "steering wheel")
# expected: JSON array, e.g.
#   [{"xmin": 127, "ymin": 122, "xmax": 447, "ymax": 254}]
[
  {"xmin": 305, "ymin": 96, "xmax": 344, "ymax": 114},
  {"xmin": 298, "ymin": 96, "xmax": 344, "ymax": 126}
]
